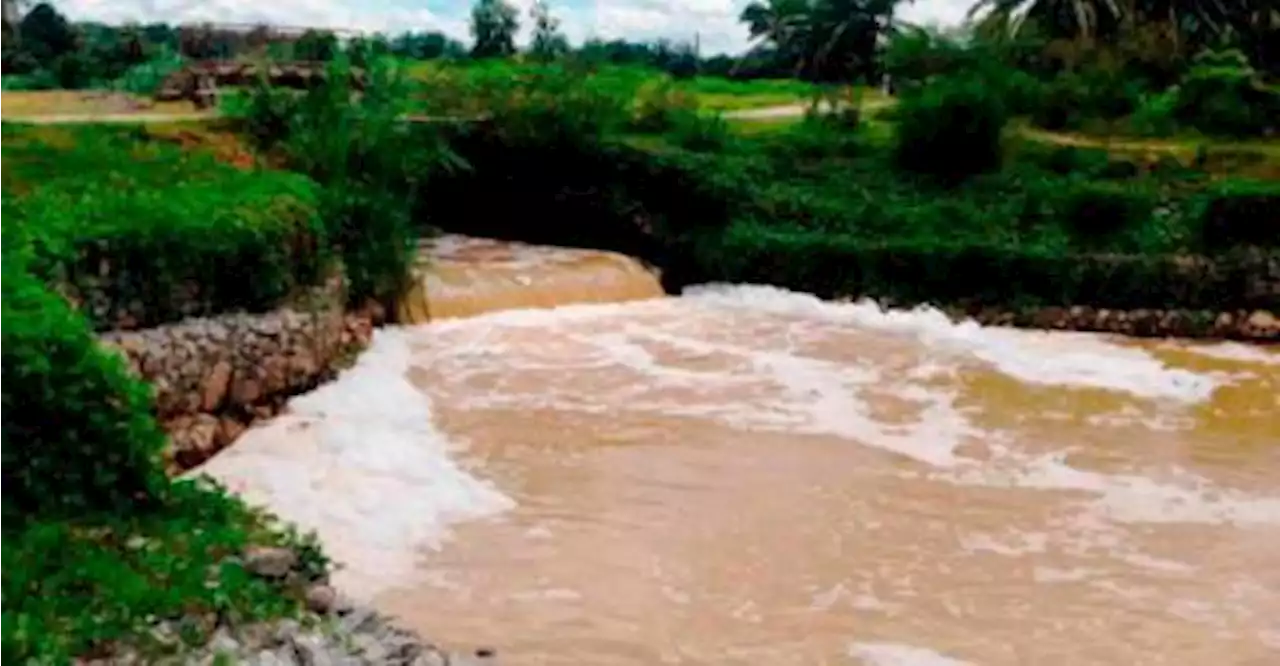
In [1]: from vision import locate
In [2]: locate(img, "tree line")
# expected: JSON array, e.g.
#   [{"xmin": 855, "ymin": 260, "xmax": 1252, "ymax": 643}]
[{"xmin": 2, "ymin": 0, "xmax": 1276, "ymax": 91}]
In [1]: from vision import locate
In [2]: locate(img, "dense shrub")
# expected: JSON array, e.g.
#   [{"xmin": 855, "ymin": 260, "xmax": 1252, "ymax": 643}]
[
  {"xmin": 893, "ymin": 74, "xmax": 1008, "ymax": 182},
  {"xmin": 1032, "ymin": 70, "xmax": 1146, "ymax": 131},
  {"xmin": 0, "ymin": 262, "xmax": 169, "ymax": 520},
  {"xmin": 1172, "ymin": 49, "xmax": 1277, "ymax": 138},
  {"xmin": 1128, "ymin": 88, "xmax": 1180, "ymax": 137},
  {"xmin": 112, "ymin": 46, "xmax": 185, "ymax": 95},
  {"xmin": 1057, "ymin": 181, "xmax": 1157, "ymax": 244},
  {"xmin": 630, "ymin": 76, "xmax": 700, "ymax": 132},
  {"xmin": 1028, "ymin": 145, "xmax": 1114, "ymax": 176},
  {"xmin": 1195, "ymin": 179, "xmax": 1280, "ymax": 251}
]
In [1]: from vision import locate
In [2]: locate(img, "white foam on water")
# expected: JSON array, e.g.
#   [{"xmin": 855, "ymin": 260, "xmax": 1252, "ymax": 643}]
[
  {"xmin": 849, "ymin": 642, "xmax": 973, "ymax": 666},
  {"xmin": 419, "ymin": 299, "xmax": 978, "ymax": 467},
  {"xmin": 939, "ymin": 449, "xmax": 1280, "ymax": 528},
  {"xmin": 1163, "ymin": 341, "xmax": 1280, "ymax": 366},
  {"xmin": 682, "ymin": 284, "xmax": 1220, "ymax": 403},
  {"xmin": 190, "ymin": 327, "xmax": 515, "ymax": 599}
]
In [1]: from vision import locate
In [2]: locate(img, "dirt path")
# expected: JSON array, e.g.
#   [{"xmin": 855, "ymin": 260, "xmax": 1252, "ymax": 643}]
[
  {"xmin": 1018, "ymin": 126, "xmax": 1280, "ymax": 158},
  {"xmin": 3, "ymin": 103, "xmax": 872, "ymax": 125},
  {"xmin": 2, "ymin": 111, "xmax": 220, "ymax": 125}
]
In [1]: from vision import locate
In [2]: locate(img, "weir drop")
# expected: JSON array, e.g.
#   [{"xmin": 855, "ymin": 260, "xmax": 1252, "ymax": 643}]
[{"xmin": 197, "ymin": 235, "xmax": 1280, "ymax": 666}]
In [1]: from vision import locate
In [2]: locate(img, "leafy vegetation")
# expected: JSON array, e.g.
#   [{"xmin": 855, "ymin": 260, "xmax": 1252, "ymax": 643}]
[
  {"xmin": 2, "ymin": 124, "xmax": 328, "ymax": 329},
  {"xmin": 1, "ymin": 254, "xmax": 319, "ymax": 663}
]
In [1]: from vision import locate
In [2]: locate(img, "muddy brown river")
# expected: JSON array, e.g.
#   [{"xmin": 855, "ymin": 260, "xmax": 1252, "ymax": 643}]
[{"xmin": 199, "ymin": 236, "xmax": 1280, "ymax": 666}]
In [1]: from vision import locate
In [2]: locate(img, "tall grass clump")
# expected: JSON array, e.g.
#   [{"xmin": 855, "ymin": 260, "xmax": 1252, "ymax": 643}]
[
  {"xmin": 239, "ymin": 55, "xmax": 462, "ymax": 306},
  {"xmin": 893, "ymin": 73, "xmax": 1008, "ymax": 182}
]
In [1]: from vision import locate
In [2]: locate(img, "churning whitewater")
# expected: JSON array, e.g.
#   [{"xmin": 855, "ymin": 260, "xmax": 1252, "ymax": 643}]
[{"xmin": 197, "ymin": 239, "xmax": 1280, "ymax": 666}]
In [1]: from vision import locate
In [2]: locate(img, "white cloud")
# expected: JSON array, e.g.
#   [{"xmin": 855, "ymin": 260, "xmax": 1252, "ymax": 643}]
[{"xmin": 53, "ymin": 0, "xmax": 977, "ymax": 56}]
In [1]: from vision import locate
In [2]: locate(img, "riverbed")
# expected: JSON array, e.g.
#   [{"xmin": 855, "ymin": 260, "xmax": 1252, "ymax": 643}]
[{"xmin": 198, "ymin": 237, "xmax": 1280, "ymax": 665}]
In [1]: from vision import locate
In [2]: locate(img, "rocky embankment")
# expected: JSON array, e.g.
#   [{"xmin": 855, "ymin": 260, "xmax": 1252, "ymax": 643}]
[
  {"xmin": 85, "ymin": 545, "xmax": 495, "ymax": 666},
  {"xmin": 947, "ymin": 305, "xmax": 1280, "ymax": 341},
  {"xmin": 91, "ymin": 298, "xmax": 486, "ymax": 665},
  {"xmin": 99, "ymin": 303, "xmax": 381, "ymax": 471}
]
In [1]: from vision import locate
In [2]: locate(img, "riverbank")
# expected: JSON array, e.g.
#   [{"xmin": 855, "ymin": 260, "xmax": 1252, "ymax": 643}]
[
  {"xmin": 415, "ymin": 110, "xmax": 1278, "ymax": 339},
  {"xmin": 0, "ymin": 120, "xmax": 423, "ymax": 662}
]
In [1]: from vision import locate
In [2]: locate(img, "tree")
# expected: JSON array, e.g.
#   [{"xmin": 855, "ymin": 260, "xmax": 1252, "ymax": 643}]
[
  {"xmin": 739, "ymin": 0, "xmax": 900, "ymax": 82},
  {"xmin": 295, "ymin": 29, "xmax": 339, "ymax": 61},
  {"xmin": 528, "ymin": 0, "xmax": 568, "ymax": 61},
  {"xmin": 17, "ymin": 2, "xmax": 77, "ymax": 66},
  {"xmin": 470, "ymin": 0, "xmax": 519, "ymax": 59},
  {"xmin": 390, "ymin": 31, "xmax": 465, "ymax": 60},
  {"xmin": 968, "ymin": 0, "xmax": 1268, "ymax": 46}
]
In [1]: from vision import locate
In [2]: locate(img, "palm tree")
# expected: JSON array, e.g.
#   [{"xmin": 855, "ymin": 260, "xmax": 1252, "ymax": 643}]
[
  {"xmin": 967, "ymin": 0, "xmax": 1267, "ymax": 46},
  {"xmin": 739, "ymin": 0, "xmax": 901, "ymax": 82},
  {"xmin": 740, "ymin": 0, "xmax": 814, "ymax": 75}
]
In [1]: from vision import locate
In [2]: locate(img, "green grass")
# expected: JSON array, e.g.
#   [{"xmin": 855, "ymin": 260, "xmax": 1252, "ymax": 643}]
[
  {"xmin": 676, "ymin": 75, "xmax": 818, "ymax": 111},
  {"xmin": 404, "ymin": 60, "xmax": 822, "ymax": 118},
  {"xmin": 2, "ymin": 482, "xmax": 323, "ymax": 663},
  {"xmin": 1, "ymin": 263, "xmax": 324, "ymax": 663},
  {"xmin": 1, "ymin": 123, "xmax": 329, "ymax": 330}
]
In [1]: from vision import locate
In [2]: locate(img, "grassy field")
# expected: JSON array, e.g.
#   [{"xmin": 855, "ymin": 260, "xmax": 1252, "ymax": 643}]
[
  {"xmin": 0, "ymin": 90, "xmax": 200, "ymax": 118},
  {"xmin": 406, "ymin": 60, "xmax": 821, "ymax": 114}
]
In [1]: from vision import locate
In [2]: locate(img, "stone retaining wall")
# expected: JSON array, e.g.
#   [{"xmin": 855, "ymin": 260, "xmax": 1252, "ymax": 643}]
[
  {"xmin": 940, "ymin": 305, "xmax": 1279, "ymax": 341},
  {"xmin": 100, "ymin": 304, "xmax": 377, "ymax": 472}
]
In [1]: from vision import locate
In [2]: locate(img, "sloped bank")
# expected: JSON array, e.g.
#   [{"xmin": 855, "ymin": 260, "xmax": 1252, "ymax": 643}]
[
  {"xmin": 84, "ymin": 296, "xmax": 505, "ymax": 665},
  {"xmin": 99, "ymin": 302, "xmax": 377, "ymax": 472},
  {"xmin": 688, "ymin": 232, "xmax": 1280, "ymax": 341},
  {"xmin": 421, "ymin": 128, "xmax": 1279, "ymax": 342}
]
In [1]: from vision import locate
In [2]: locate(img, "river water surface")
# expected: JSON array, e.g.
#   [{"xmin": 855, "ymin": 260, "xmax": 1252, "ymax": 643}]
[{"xmin": 199, "ymin": 236, "xmax": 1280, "ymax": 666}]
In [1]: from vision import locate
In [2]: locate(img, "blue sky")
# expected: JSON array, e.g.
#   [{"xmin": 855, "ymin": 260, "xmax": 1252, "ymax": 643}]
[{"xmin": 56, "ymin": 0, "xmax": 977, "ymax": 55}]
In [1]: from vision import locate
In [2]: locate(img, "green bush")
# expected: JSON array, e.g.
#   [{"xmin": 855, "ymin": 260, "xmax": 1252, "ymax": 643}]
[
  {"xmin": 1032, "ymin": 70, "xmax": 1145, "ymax": 131},
  {"xmin": 1057, "ymin": 181, "xmax": 1156, "ymax": 245},
  {"xmin": 893, "ymin": 74, "xmax": 1008, "ymax": 182},
  {"xmin": 112, "ymin": 47, "xmax": 185, "ymax": 96},
  {"xmin": 1030, "ymin": 145, "xmax": 1113, "ymax": 176},
  {"xmin": 1128, "ymin": 88, "xmax": 1180, "ymax": 137},
  {"xmin": 1195, "ymin": 178, "xmax": 1280, "ymax": 251},
  {"xmin": 1173, "ymin": 49, "xmax": 1276, "ymax": 137},
  {"xmin": 5, "ymin": 169, "xmax": 328, "ymax": 330},
  {"xmin": 630, "ymin": 76, "xmax": 699, "ymax": 133},
  {"xmin": 669, "ymin": 111, "xmax": 731, "ymax": 152},
  {"xmin": 0, "ymin": 262, "xmax": 168, "ymax": 520}
]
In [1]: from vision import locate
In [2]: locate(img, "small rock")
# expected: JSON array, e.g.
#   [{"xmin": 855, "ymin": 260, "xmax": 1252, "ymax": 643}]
[
  {"xmin": 353, "ymin": 632, "xmax": 388, "ymax": 662},
  {"xmin": 341, "ymin": 606, "xmax": 381, "ymax": 635},
  {"xmin": 286, "ymin": 632, "xmax": 330, "ymax": 666},
  {"xmin": 271, "ymin": 618, "xmax": 302, "ymax": 645},
  {"xmin": 248, "ymin": 649, "xmax": 290, "ymax": 666},
  {"xmin": 207, "ymin": 627, "xmax": 241, "ymax": 655},
  {"xmin": 244, "ymin": 546, "xmax": 298, "ymax": 579},
  {"xmin": 216, "ymin": 417, "xmax": 248, "ymax": 448},
  {"xmin": 1247, "ymin": 310, "xmax": 1278, "ymax": 331},
  {"xmin": 305, "ymin": 584, "xmax": 338, "ymax": 614},
  {"xmin": 202, "ymin": 360, "xmax": 234, "ymax": 411},
  {"xmin": 231, "ymin": 376, "xmax": 264, "ymax": 405},
  {"xmin": 410, "ymin": 651, "xmax": 450, "ymax": 666}
]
